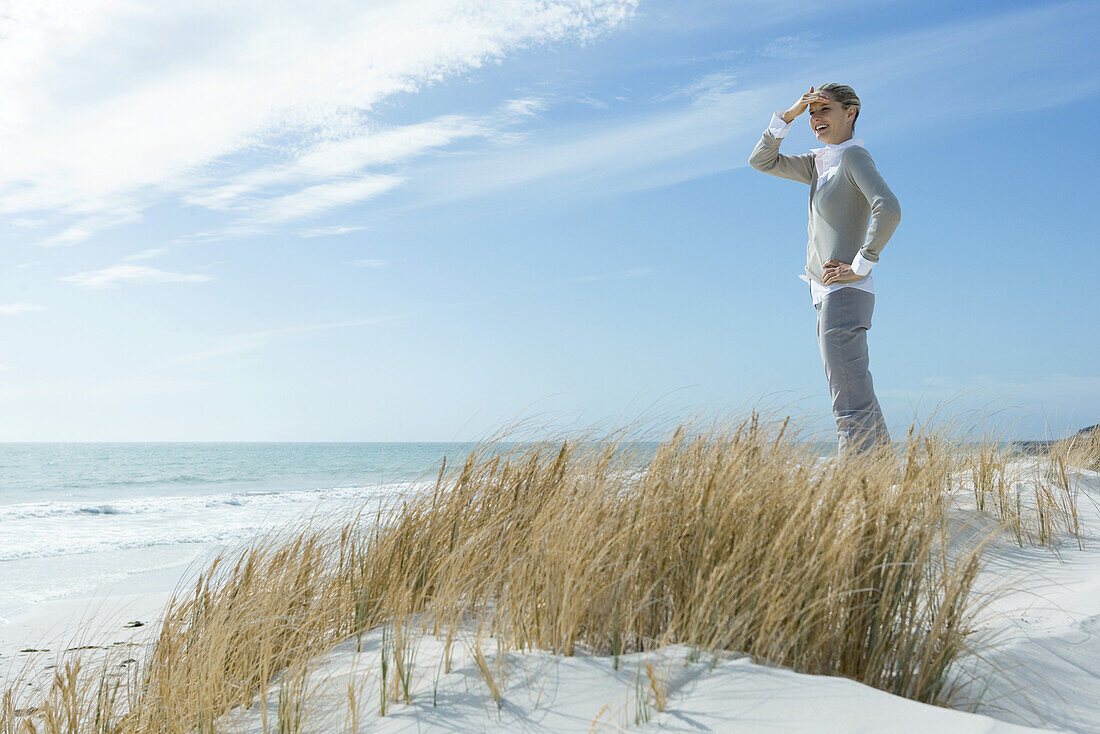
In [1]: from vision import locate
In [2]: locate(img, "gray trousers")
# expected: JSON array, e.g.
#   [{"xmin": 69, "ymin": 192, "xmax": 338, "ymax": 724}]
[{"xmin": 815, "ymin": 288, "xmax": 890, "ymax": 457}]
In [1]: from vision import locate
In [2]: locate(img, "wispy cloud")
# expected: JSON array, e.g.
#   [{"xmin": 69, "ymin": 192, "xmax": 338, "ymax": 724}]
[
  {"xmin": 380, "ymin": 0, "xmax": 1099, "ymax": 211},
  {"xmin": 241, "ymin": 174, "xmax": 406, "ymax": 226},
  {"xmin": 184, "ymin": 116, "xmax": 492, "ymax": 216},
  {"xmin": 182, "ymin": 102, "xmax": 559, "ymax": 238},
  {"xmin": 60, "ymin": 265, "xmax": 213, "ymax": 288},
  {"xmin": 37, "ymin": 208, "xmax": 142, "ymax": 248},
  {"xmin": 760, "ymin": 31, "xmax": 822, "ymax": 58},
  {"xmin": 0, "ymin": 303, "xmax": 46, "ymax": 315},
  {"xmin": 300, "ymin": 225, "xmax": 370, "ymax": 238},
  {"xmin": 502, "ymin": 98, "xmax": 547, "ymax": 117},
  {"xmin": 384, "ymin": 86, "xmax": 763, "ymax": 209},
  {"xmin": 165, "ymin": 315, "xmax": 408, "ymax": 366},
  {"xmin": 651, "ymin": 70, "xmax": 741, "ymax": 104},
  {"xmin": 352, "ymin": 259, "xmax": 386, "ymax": 268},
  {"xmin": 574, "ymin": 92, "xmax": 612, "ymax": 110},
  {"xmin": 0, "ymin": 0, "xmax": 636, "ymax": 241},
  {"xmin": 122, "ymin": 247, "xmax": 168, "ymax": 261}
]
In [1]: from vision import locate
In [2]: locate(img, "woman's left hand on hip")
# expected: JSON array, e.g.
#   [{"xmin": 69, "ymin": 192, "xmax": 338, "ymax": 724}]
[{"xmin": 822, "ymin": 259, "xmax": 867, "ymax": 285}]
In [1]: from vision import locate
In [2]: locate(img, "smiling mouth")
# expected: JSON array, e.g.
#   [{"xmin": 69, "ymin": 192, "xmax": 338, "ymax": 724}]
[{"xmin": 815, "ymin": 124, "xmax": 829, "ymax": 132}]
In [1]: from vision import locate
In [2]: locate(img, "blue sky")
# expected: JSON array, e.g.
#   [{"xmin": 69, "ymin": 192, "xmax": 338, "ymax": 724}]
[{"xmin": 1, "ymin": 0, "xmax": 1097, "ymax": 441}]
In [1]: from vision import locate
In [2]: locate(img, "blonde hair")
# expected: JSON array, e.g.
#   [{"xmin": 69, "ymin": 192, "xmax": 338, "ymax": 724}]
[{"xmin": 818, "ymin": 83, "xmax": 861, "ymax": 130}]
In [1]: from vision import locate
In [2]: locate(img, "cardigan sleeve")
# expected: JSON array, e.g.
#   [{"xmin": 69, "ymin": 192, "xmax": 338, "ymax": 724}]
[
  {"xmin": 748, "ymin": 113, "xmax": 816, "ymax": 184},
  {"xmin": 842, "ymin": 148, "xmax": 901, "ymax": 264}
]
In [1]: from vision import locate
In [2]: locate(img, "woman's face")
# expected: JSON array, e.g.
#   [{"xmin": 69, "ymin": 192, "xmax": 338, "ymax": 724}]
[{"xmin": 808, "ymin": 93, "xmax": 856, "ymax": 145}]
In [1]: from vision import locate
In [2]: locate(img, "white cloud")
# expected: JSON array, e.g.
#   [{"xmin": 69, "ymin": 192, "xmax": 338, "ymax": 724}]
[
  {"xmin": 37, "ymin": 208, "xmax": 142, "ymax": 247},
  {"xmin": 0, "ymin": 0, "xmax": 636, "ymax": 236},
  {"xmin": 244, "ymin": 174, "xmax": 406, "ymax": 226},
  {"xmin": 352, "ymin": 259, "xmax": 386, "ymax": 268},
  {"xmin": 501, "ymin": 98, "xmax": 547, "ymax": 117},
  {"xmin": 184, "ymin": 115, "xmax": 493, "ymax": 217},
  {"xmin": 0, "ymin": 303, "xmax": 47, "ymax": 315},
  {"xmin": 122, "ymin": 247, "xmax": 168, "ymax": 261},
  {"xmin": 60, "ymin": 265, "xmax": 213, "ymax": 288},
  {"xmin": 300, "ymin": 225, "xmax": 370, "ymax": 238}
]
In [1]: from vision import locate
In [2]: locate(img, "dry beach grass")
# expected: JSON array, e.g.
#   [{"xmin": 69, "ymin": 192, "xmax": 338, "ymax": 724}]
[{"xmin": 1, "ymin": 411, "xmax": 1089, "ymax": 733}]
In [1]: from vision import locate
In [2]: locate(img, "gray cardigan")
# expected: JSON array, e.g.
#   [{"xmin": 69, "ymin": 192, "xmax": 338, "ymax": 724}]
[{"xmin": 748, "ymin": 130, "xmax": 901, "ymax": 286}]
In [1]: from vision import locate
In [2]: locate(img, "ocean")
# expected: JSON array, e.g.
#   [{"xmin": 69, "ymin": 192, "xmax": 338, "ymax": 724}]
[{"xmin": 0, "ymin": 443, "xmax": 482, "ymax": 619}]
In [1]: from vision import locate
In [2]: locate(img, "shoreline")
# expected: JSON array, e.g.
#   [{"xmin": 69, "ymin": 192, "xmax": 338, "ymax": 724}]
[
  {"xmin": 0, "ymin": 591, "xmax": 171, "ymax": 693},
  {"xmin": 0, "ymin": 543, "xmax": 224, "ymax": 691}
]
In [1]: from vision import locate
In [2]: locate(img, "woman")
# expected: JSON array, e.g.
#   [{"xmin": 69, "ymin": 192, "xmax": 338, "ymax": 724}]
[{"xmin": 748, "ymin": 84, "xmax": 901, "ymax": 458}]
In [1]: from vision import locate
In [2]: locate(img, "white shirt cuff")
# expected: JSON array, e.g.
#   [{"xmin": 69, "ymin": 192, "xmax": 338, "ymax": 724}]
[
  {"xmin": 767, "ymin": 111, "xmax": 792, "ymax": 139},
  {"xmin": 851, "ymin": 251, "xmax": 876, "ymax": 276}
]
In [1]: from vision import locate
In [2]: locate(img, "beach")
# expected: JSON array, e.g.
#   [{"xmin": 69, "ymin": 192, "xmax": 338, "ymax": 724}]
[{"xmin": 2, "ymin": 439, "xmax": 1098, "ymax": 732}]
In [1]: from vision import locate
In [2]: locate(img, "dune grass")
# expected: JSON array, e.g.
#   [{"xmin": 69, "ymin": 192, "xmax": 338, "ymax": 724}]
[
  {"xmin": 2, "ymin": 412, "xmax": 1088, "ymax": 732},
  {"xmin": 1058, "ymin": 426, "xmax": 1100, "ymax": 473},
  {"xmin": 963, "ymin": 438, "xmax": 1083, "ymax": 550}
]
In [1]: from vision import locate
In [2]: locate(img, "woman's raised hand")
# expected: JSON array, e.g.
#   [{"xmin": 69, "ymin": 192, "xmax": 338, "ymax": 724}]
[{"xmin": 783, "ymin": 86, "xmax": 831, "ymax": 123}]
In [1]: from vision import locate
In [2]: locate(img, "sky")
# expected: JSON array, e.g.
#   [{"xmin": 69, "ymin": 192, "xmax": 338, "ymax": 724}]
[{"xmin": 0, "ymin": 0, "xmax": 1097, "ymax": 442}]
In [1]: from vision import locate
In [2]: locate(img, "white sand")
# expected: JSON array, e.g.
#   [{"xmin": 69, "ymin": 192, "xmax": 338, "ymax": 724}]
[
  {"xmin": 954, "ymin": 462, "xmax": 1100, "ymax": 732},
  {"xmin": 4, "ymin": 460, "xmax": 1098, "ymax": 733},
  {"xmin": 216, "ymin": 632, "xmax": 1057, "ymax": 733}
]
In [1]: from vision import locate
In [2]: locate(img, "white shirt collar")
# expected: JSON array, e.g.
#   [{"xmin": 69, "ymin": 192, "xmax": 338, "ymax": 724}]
[
  {"xmin": 809, "ymin": 136, "xmax": 865, "ymax": 183},
  {"xmin": 810, "ymin": 136, "xmax": 865, "ymax": 161}
]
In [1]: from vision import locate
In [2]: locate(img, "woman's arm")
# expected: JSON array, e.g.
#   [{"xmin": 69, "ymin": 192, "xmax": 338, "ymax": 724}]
[
  {"xmin": 748, "ymin": 112, "xmax": 816, "ymax": 184},
  {"xmin": 843, "ymin": 148, "xmax": 901, "ymax": 269}
]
